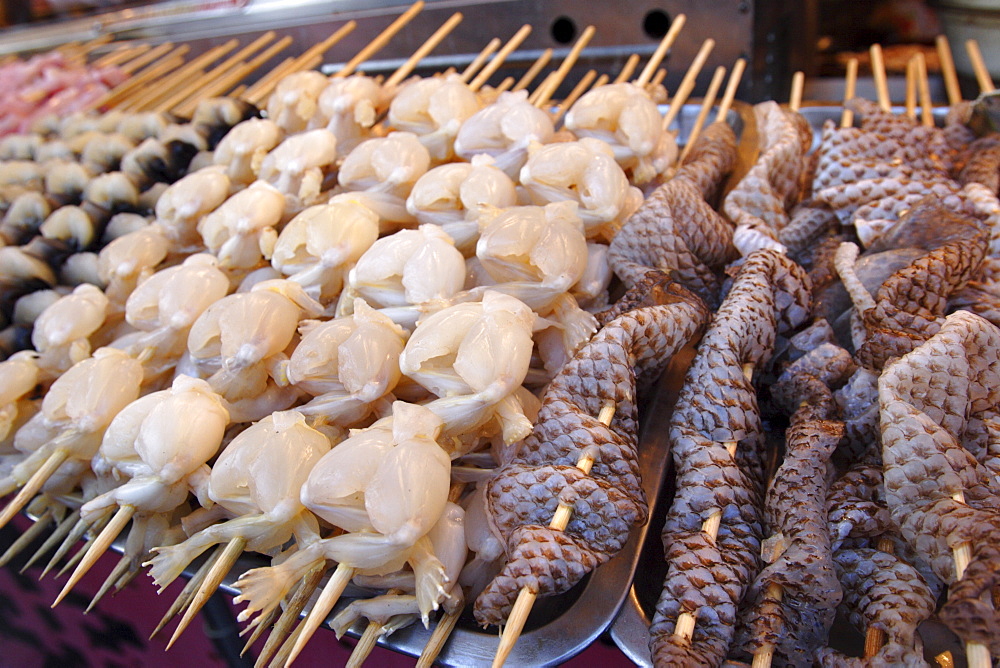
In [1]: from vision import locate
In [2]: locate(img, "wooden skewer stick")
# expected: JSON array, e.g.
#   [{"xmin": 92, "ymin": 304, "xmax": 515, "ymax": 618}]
[
  {"xmin": 673, "ymin": 363, "xmax": 754, "ymax": 643},
  {"xmin": 750, "ymin": 582, "xmax": 784, "ymax": 668},
  {"xmin": 661, "ymin": 38, "xmax": 715, "ymax": 131},
  {"xmin": 841, "ymin": 58, "xmax": 859, "ymax": 128},
  {"xmin": 119, "ymin": 41, "xmax": 179, "ymax": 75},
  {"xmin": 0, "ymin": 449, "xmax": 69, "ymax": 531},
  {"xmin": 97, "ymin": 46, "xmax": 190, "ymax": 109},
  {"xmin": 54, "ymin": 504, "xmax": 134, "ymax": 606},
  {"xmin": 650, "ymin": 67, "xmax": 667, "ymax": 90},
  {"xmin": 870, "ymin": 44, "xmax": 892, "ymax": 112},
  {"xmin": 552, "ymin": 69, "xmax": 598, "ymax": 123},
  {"xmin": 0, "ymin": 508, "xmax": 54, "ymax": 568},
  {"xmin": 678, "ymin": 64, "xmax": 726, "ymax": 165},
  {"xmin": 416, "ymin": 602, "xmax": 464, "ymax": 668},
  {"xmin": 493, "ymin": 76, "xmax": 516, "ymax": 94},
  {"xmin": 715, "ymin": 58, "xmax": 746, "ymax": 123},
  {"xmin": 57, "ymin": 527, "xmax": 104, "ymax": 578},
  {"xmin": 242, "ymin": 56, "xmax": 297, "ymax": 105},
  {"xmin": 915, "ymin": 52, "xmax": 934, "ymax": 127},
  {"xmin": 282, "ymin": 562, "xmax": 355, "ymax": 667},
  {"xmin": 385, "ymin": 12, "xmax": 465, "ymax": 90},
  {"xmin": 125, "ymin": 39, "xmax": 242, "ymax": 112},
  {"xmin": 613, "ymin": 54, "xmax": 641, "ymax": 84},
  {"xmin": 346, "ymin": 589, "xmax": 405, "ymax": 668},
  {"xmin": 252, "ymin": 564, "xmax": 326, "ymax": 668},
  {"xmin": 469, "ymin": 24, "xmax": 533, "ymax": 91},
  {"xmin": 950, "ymin": 491, "xmax": 992, "ymax": 668},
  {"xmin": 173, "ymin": 33, "xmax": 295, "ymax": 116},
  {"xmin": 86, "ymin": 554, "xmax": 131, "ymax": 613},
  {"xmin": 335, "ymin": 1, "xmax": 426, "ymax": 79},
  {"xmin": 40, "ymin": 512, "xmax": 95, "ymax": 579},
  {"xmin": 492, "ymin": 401, "xmax": 616, "ymax": 668},
  {"xmin": 293, "ymin": 20, "xmax": 357, "ymax": 71},
  {"xmin": 936, "ymin": 35, "xmax": 963, "ymax": 106},
  {"xmin": 789, "ymin": 70, "xmax": 804, "ymax": 112},
  {"xmin": 965, "ymin": 39, "xmax": 995, "ymax": 94},
  {"xmin": 512, "ymin": 48, "xmax": 552, "ymax": 91},
  {"xmin": 636, "ymin": 13, "xmax": 687, "ymax": 86},
  {"xmin": 167, "ymin": 535, "xmax": 249, "ymax": 649},
  {"xmin": 461, "ymin": 38, "xmax": 502, "ymax": 83},
  {"xmin": 527, "ymin": 71, "xmax": 556, "ymax": 105},
  {"xmin": 862, "ymin": 537, "xmax": 896, "ymax": 657},
  {"xmin": 533, "ymin": 25, "xmax": 597, "ymax": 108},
  {"xmin": 150, "ymin": 544, "xmax": 227, "ymax": 639},
  {"xmin": 93, "ymin": 43, "xmax": 149, "ymax": 68},
  {"xmin": 905, "ymin": 56, "xmax": 918, "ymax": 120},
  {"xmin": 21, "ymin": 509, "xmax": 80, "ymax": 574}
]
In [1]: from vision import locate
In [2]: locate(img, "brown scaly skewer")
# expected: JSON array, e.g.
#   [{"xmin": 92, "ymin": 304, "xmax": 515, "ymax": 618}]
[{"xmin": 490, "ymin": 402, "xmax": 617, "ymax": 668}]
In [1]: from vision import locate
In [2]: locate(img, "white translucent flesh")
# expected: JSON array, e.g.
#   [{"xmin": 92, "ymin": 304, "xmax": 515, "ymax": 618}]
[
  {"xmin": 348, "ymin": 225, "xmax": 464, "ymax": 308},
  {"xmin": 97, "ymin": 225, "xmax": 168, "ymax": 295},
  {"xmin": 565, "ymin": 83, "xmax": 661, "ymax": 164},
  {"xmin": 520, "ymin": 137, "xmax": 639, "ymax": 238},
  {"xmin": 266, "ymin": 70, "xmax": 330, "ymax": 134},
  {"xmin": 338, "ymin": 132, "xmax": 430, "ymax": 198},
  {"xmin": 257, "ymin": 129, "xmax": 338, "ymax": 200},
  {"xmin": 93, "ymin": 390, "xmax": 163, "ymax": 476},
  {"xmin": 405, "ymin": 160, "xmax": 518, "ymax": 233},
  {"xmin": 573, "ymin": 241, "xmax": 613, "ymax": 303},
  {"xmin": 270, "ymin": 201, "xmax": 379, "ymax": 299},
  {"xmin": 388, "ymin": 75, "xmax": 481, "ymax": 161},
  {"xmin": 365, "ymin": 434, "xmax": 450, "ymax": 540},
  {"xmin": 213, "ymin": 118, "xmax": 283, "ymax": 185},
  {"xmin": 125, "ymin": 253, "xmax": 229, "ymax": 332},
  {"xmin": 187, "ymin": 289, "xmax": 300, "ymax": 364},
  {"xmin": 454, "ymin": 90, "xmax": 555, "ymax": 177},
  {"xmin": 30, "ymin": 284, "xmax": 108, "ymax": 351},
  {"xmin": 0, "ymin": 352, "xmax": 38, "ymax": 408},
  {"xmin": 134, "ymin": 376, "xmax": 228, "ymax": 482},
  {"xmin": 154, "ymin": 166, "xmax": 231, "ymax": 246},
  {"xmin": 317, "ymin": 75, "xmax": 387, "ymax": 153},
  {"xmin": 338, "ymin": 300, "xmax": 406, "ymax": 397},
  {"xmin": 451, "ymin": 291, "xmax": 534, "ymax": 395},
  {"xmin": 398, "ymin": 302, "xmax": 482, "ymax": 395},
  {"xmin": 41, "ymin": 347, "xmax": 143, "ymax": 435},
  {"xmin": 197, "ymin": 180, "xmax": 286, "ymax": 268},
  {"xmin": 476, "ymin": 201, "xmax": 588, "ymax": 295}
]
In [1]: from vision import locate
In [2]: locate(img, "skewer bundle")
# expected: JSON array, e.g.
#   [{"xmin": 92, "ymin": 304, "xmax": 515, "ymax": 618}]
[{"xmin": 1, "ymin": 10, "xmax": 998, "ymax": 668}]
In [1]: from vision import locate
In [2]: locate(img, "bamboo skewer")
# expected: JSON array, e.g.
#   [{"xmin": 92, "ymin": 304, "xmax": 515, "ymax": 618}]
[
  {"xmin": 862, "ymin": 537, "xmax": 896, "ymax": 657},
  {"xmin": 950, "ymin": 491, "xmax": 992, "ymax": 668},
  {"xmin": 150, "ymin": 544, "xmax": 226, "ymax": 638},
  {"xmin": 335, "ymin": 1, "xmax": 426, "ymax": 79},
  {"xmin": 385, "ymin": 12, "xmax": 465, "ymax": 89},
  {"xmin": 661, "ymin": 38, "xmax": 715, "ymax": 131},
  {"xmin": 528, "ymin": 71, "xmax": 556, "ymax": 105},
  {"xmin": 715, "ymin": 57, "xmax": 746, "ymax": 123},
  {"xmin": 461, "ymin": 38, "xmax": 502, "ymax": 83},
  {"xmin": 53, "ymin": 504, "xmax": 134, "ymax": 606},
  {"xmin": 915, "ymin": 52, "xmax": 934, "ymax": 127},
  {"xmin": 789, "ymin": 70, "xmax": 805, "ymax": 112},
  {"xmin": 841, "ymin": 58, "xmax": 859, "ymax": 128},
  {"xmin": 40, "ymin": 511, "xmax": 96, "ymax": 579},
  {"xmin": 282, "ymin": 562, "xmax": 355, "ymax": 667},
  {"xmin": 613, "ymin": 54, "xmax": 641, "ymax": 84},
  {"xmin": 493, "ymin": 76, "xmax": 516, "ymax": 94},
  {"xmin": 95, "ymin": 47, "xmax": 190, "ymax": 110},
  {"xmin": 0, "ymin": 508, "xmax": 53, "ymax": 568},
  {"xmin": 416, "ymin": 600, "xmax": 464, "ymax": 668},
  {"xmin": 512, "ymin": 48, "xmax": 552, "ymax": 92},
  {"xmin": 345, "ymin": 589, "xmax": 405, "ymax": 667},
  {"xmin": 650, "ymin": 67, "xmax": 667, "ymax": 89},
  {"xmin": 936, "ymin": 35, "xmax": 963, "ymax": 106},
  {"xmin": 532, "ymin": 25, "xmax": 597, "ymax": 108},
  {"xmin": 469, "ymin": 24, "xmax": 533, "ymax": 91},
  {"xmin": 21, "ymin": 509, "xmax": 80, "ymax": 574},
  {"xmin": 492, "ymin": 401, "xmax": 616, "ymax": 668},
  {"xmin": 166, "ymin": 536, "xmax": 249, "ymax": 649},
  {"xmin": 124, "ymin": 39, "xmax": 242, "ymax": 112},
  {"xmin": 870, "ymin": 44, "xmax": 892, "ymax": 112},
  {"xmin": 242, "ymin": 57, "xmax": 298, "ymax": 105},
  {"xmin": 678, "ymin": 64, "xmax": 726, "ymax": 165},
  {"xmin": 965, "ymin": 39, "xmax": 995, "ymax": 94},
  {"xmin": 293, "ymin": 20, "xmax": 358, "ymax": 71},
  {"xmin": 93, "ymin": 43, "xmax": 150, "ymax": 68},
  {"xmin": 119, "ymin": 42, "xmax": 178, "ymax": 75},
  {"xmin": 905, "ymin": 56, "xmax": 918, "ymax": 120},
  {"xmin": 252, "ymin": 564, "xmax": 326, "ymax": 668},
  {"xmin": 552, "ymin": 69, "xmax": 598, "ymax": 123},
  {"xmin": 86, "ymin": 554, "xmax": 132, "ymax": 613},
  {"xmin": 0, "ymin": 449, "xmax": 69, "ymax": 531},
  {"xmin": 636, "ymin": 13, "xmax": 687, "ymax": 86}
]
